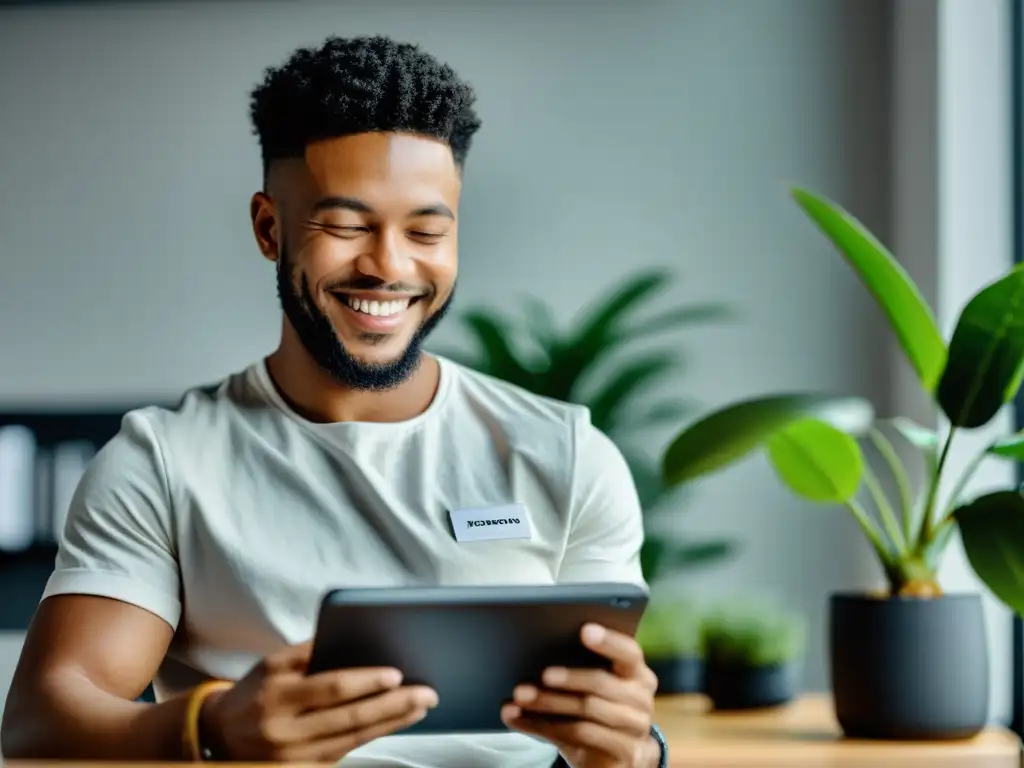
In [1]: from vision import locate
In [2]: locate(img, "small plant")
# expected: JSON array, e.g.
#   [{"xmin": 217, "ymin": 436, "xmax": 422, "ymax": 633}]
[
  {"xmin": 635, "ymin": 597, "xmax": 704, "ymax": 661},
  {"xmin": 661, "ymin": 187, "xmax": 1024, "ymax": 609},
  {"xmin": 436, "ymin": 270, "xmax": 736, "ymax": 584},
  {"xmin": 702, "ymin": 602, "xmax": 806, "ymax": 668}
]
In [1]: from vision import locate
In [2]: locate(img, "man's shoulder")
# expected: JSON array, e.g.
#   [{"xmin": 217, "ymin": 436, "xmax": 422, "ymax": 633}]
[{"xmin": 112, "ymin": 365, "xmax": 259, "ymax": 455}]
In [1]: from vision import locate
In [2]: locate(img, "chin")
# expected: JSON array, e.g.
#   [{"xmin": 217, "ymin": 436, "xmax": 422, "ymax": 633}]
[{"xmin": 342, "ymin": 338, "xmax": 415, "ymax": 365}]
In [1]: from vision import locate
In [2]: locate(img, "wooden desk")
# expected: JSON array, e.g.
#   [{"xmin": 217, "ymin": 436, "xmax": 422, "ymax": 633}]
[
  {"xmin": 655, "ymin": 693, "xmax": 1022, "ymax": 766},
  {"xmin": 4, "ymin": 695, "xmax": 1019, "ymax": 766}
]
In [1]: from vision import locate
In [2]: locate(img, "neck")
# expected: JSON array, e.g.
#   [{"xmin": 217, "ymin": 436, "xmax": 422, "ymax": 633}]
[{"xmin": 265, "ymin": 324, "xmax": 440, "ymax": 424}]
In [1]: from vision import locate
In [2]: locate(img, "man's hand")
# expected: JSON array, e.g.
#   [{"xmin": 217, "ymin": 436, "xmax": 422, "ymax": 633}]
[
  {"xmin": 501, "ymin": 623, "xmax": 660, "ymax": 768},
  {"xmin": 201, "ymin": 641, "xmax": 438, "ymax": 762}
]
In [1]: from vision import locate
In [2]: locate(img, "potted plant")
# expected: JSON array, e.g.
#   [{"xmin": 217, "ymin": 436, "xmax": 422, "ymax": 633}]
[
  {"xmin": 436, "ymin": 270, "xmax": 737, "ymax": 692},
  {"xmin": 634, "ymin": 595, "xmax": 705, "ymax": 695},
  {"xmin": 659, "ymin": 186, "xmax": 1024, "ymax": 739},
  {"xmin": 701, "ymin": 600, "xmax": 806, "ymax": 711}
]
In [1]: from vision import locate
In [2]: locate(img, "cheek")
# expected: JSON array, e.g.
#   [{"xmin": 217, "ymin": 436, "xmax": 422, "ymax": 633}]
[
  {"xmin": 422, "ymin": 238, "xmax": 458, "ymax": 284},
  {"xmin": 300, "ymin": 236, "xmax": 357, "ymax": 284}
]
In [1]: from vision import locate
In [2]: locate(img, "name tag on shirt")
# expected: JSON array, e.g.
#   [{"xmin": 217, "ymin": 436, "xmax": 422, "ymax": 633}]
[{"xmin": 449, "ymin": 503, "xmax": 531, "ymax": 542}]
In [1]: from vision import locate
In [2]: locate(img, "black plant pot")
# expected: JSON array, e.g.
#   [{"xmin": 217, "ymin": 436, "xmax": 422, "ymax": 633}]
[
  {"xmin": 704, "ymin": 661, "xmax": 798, "ymax": 711},
  {"xmin": 648, "ymin": 655, "xmax": 704, "ymax": 695},
  {"xmin": 830, "ymin": 593, "xmax": 989, "ymax": 740}
]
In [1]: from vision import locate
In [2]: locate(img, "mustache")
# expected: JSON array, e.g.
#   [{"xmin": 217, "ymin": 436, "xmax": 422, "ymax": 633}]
[{"xmin": 325, "ymin": 277, "xmax": 431, "ymax": 295}]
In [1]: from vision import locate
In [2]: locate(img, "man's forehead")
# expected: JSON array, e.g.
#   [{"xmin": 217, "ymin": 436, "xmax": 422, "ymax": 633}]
[
  {"xmin": 308, "ymin": 133, "xmax": 456, "ymax": 180},
  {"xmin": 270, "ymin": 132, "xmax": 461, "ymax": 206}
]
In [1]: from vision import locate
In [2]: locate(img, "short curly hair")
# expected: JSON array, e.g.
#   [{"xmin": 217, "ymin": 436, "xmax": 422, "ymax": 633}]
[{"xmin": 249, "ymin": 35, "xmax": 482, "ymax": 179}]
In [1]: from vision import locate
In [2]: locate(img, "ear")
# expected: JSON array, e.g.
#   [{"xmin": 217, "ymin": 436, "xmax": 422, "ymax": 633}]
[{"xmin": 250, "ymin": 191, "xmax": 280, "ymax": 263}]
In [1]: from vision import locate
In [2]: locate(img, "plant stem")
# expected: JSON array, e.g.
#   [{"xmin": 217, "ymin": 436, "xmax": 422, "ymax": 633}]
[
  {"xmin": 932, "ymin": 444, "xmax": 990, "ymax": 532},
  {"xmin": 869, "ymin": 427, "xmax": 915, "ymax": 546},
  {"xmin": 861, "ymin": 461, "xmax": 906, "ymax": 554},
  {"xmin": 918, "ymin": 427, "xmax": 957, "ymax": 547},
  {"xmin": 845, "ymin": 498, "xmax": 895, "ymax": 572}
]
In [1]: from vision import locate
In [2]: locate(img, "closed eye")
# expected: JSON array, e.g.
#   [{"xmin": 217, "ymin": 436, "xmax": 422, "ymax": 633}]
[{"xmin": 318, "ymin": 224, "xmax": 368, "ymax": 238}]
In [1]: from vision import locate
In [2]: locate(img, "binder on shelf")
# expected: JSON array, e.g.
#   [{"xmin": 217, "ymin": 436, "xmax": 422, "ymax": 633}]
[
  {"xmin": 34, "ymin": 446, "xmax": 53, "ymax": 542},
  {"xmin": 0, "ymin": 424, "xmax": 37, "ymax": 552}
]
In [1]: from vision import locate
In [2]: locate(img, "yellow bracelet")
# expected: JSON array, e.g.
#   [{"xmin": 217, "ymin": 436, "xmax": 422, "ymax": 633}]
[{"xmin": 182, "ymin": 680, "xmax": 234, "ymax": 761}]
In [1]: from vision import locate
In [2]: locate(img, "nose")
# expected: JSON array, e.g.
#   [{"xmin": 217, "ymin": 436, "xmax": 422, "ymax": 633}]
[{"xmin": 354, "ymin": 228, "xmax": 411, "ymax": 284}]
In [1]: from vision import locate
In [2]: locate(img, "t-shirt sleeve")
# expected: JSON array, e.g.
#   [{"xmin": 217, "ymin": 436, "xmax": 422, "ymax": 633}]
[
  {"xmin": 41, "ymin": 410, "xmax": 182, "ymax": 630},
  {"xmin": 557, "ymin": 415, "xmax": 648, "ymax": 590}
]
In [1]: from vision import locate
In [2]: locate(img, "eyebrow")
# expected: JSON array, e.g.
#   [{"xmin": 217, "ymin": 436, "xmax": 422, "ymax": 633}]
[{"xmin": 311, "ymin": 196, "xmax": 455, "ymax": 220}]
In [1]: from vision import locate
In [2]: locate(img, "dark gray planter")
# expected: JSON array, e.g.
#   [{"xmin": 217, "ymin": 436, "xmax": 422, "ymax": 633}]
[
  {"xmin": 704, "ymin": 661, "xmax": 798, "ymax": 710},
  {"xmin": 830, "ymin": 593, "xmax": 989, "ymax": 740},
  {"xmin": 648, "ymin": 656, "xmax": 704, "ymax": 695}
]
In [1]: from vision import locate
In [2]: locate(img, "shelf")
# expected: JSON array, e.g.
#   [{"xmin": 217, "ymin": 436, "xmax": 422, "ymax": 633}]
[
  {"xmin": 0, "ymin": 405, "xmax": 168, "ymax": 631},
  {"xmin": 0, "ymin": 543, "xmax": 58, "ymax": 630}
]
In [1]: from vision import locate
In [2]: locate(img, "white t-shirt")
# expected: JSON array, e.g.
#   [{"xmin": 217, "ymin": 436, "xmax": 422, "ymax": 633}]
[{"xmin": 42, "ymin": 355, "xmax": 646, "ymax": 768}]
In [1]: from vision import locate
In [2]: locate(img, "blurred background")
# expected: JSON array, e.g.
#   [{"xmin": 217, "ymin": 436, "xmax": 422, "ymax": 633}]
[{"xmin": 0, "ymin": 0, "xmax": 1018, "ymax": 733}]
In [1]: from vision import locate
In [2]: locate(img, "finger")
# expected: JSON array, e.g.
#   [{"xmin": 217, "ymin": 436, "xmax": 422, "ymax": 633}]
[
  {"xmin": 277, "ymin": 667, "xmax": 405, "ymax": 710},
  {"xmin": 263, "ymin": 641, "xmax": 314, "ymax": 674},
  {"xmin": 539, "ymin": 667, "xmax": 652, "ymax": 713},
  {"xmin": 511, "ymin": 685, "xmax": 650, "ymax": 736},
  {"xmin": 285, "ymin": 706, "xmax": 431, "ymax": 762},
  {"xmin": 580, "ymin": 624, "xmax": 646, "ymax": 678},
  {"xmin": 501, "ymin": 706, "xmax": 638, "ymax": 764},
  {"xmin": 293, "ymin": 685, "xmax": 438, "ymax": 740}
]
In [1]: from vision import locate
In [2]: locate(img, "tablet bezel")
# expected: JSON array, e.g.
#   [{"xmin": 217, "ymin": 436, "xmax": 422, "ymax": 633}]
[{"xmin": 306, "ymin": 581, "xmax": 650, "ymax": 733}]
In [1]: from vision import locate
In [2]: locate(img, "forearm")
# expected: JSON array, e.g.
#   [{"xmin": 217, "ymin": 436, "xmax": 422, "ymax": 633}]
[{"xmin": 1, "ymin": 671, "xmax": 191, "ymax": 761}]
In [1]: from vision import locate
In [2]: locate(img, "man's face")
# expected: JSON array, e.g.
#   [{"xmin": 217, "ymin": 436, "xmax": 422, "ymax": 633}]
[{"xmin": 255, "ymin": 132, "xmax": 461, "ymax": 390}]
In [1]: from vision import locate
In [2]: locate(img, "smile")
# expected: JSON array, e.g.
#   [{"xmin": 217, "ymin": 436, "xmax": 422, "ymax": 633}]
[
  {"xmin": 345, "ymin": 296, "xmax": 410, "ymax": 317},
  {"xmin": 330, "ymin": 292, "xmax": 425, "ymax": 334}
]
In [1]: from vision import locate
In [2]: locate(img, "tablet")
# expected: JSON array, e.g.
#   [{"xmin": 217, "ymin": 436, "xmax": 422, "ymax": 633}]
[{"xmin": 306, "ymin": 582, "xmax": 649, "ymax": 734}]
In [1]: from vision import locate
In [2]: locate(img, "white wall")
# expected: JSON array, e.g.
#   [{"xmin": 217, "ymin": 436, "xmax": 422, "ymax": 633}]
[{"xmin": 0, "ymin": 0, "xmax": 894, "ymax": 701}]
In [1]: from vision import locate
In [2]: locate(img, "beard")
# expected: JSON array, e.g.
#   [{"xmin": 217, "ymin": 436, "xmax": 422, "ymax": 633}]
[{"xmin": 275, "ymin": 243, "xmax": 453, "ymax": 391}]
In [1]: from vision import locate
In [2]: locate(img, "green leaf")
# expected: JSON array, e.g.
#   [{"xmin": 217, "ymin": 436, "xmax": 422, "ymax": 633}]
[
  {"xmin": 990, "ymin": 430, "xmax": 1024, "ymax": 460},
  {"xmin": 639, "ymin": 537, "xmax": 667, "ymax": 582},
  {"xmin": 628, "ymin": 400, "xmax": 695, "ymax": 432},
  {"xmin": 640, "ymin": 536, "xmax": 735, "ymax": 582},
  {"xmin": 765, "ymin": 419, "xmax": 864, "ymax": 503},
  {"xmin": 585, "ymin": 354, "xmax": 679, "ymax": 434},
  {"xmin": 636, "ymin": 597, "xmax": 704, "ymax": 658},
  {"xmin": 889, "ymin": 417, "xmax": 939, "ymax": 453},
  {"xmin": 520, "ymin": 295, "xmax": 562, "ymax": 359},
  {"xmin": 937, "ymin": 265, "xmax": 1024, "ymax": 428},
  {"xmin": 460, "ymin": 310, "xmax": 539, "ymax": 390},
  {"xmin": 955, "ymin": 490, "xmax": 1024, "ymax": 616},
  {"xmin": 621, "ymin": 302, "xmax": 733, "ymax": 338},
  {"xmin": 546, "ymin": 271, "xmax": 671, "ymax": 401},
  {"xmin": 659, "ymin": 539, "xmax": 736, "ymax": 570},
  {"xmin": 889, "ymin": 417, "xmax": 939, "ymax": 475},
  {"xmin": 661, "ymin": 393, "xmax": 874, "ymax": 487},
  {"xmin": 702, "ymin": 603, "xmax": 806, "ymax": 666},
  {"xmin": 792, "ymin": 187, "xmax": 947, "ymax": 393}
]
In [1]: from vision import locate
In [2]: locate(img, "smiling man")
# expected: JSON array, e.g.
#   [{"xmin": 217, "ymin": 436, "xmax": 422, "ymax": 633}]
[{"xmin": 0, "ymin": 36, "xmax": 666, "ymax": 768}]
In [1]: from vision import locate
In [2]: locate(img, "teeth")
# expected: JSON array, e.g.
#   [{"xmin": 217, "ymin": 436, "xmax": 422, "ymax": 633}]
[{"xmin": 345, "ymin": 297, "xmax": 411, "ymax": 317}]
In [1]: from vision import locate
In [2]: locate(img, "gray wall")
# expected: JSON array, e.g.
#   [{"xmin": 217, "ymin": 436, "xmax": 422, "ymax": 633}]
[{"xmin": 0, "ymin": 0, "xmax": 893, "ymax": 708}]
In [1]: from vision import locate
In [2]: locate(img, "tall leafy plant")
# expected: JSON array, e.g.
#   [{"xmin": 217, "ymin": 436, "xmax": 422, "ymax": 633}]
[
  {"xmin": 661, "ymin": 187, "xmax": 1024, "ymax": 609},
  {"xmin": 437, "ymin": 270, "xmax": 736, "ymax": 583}
]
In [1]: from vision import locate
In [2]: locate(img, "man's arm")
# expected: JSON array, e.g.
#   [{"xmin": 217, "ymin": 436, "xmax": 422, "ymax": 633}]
[
  {"xmin": 1, "ymin": 412, "xmax": 188, "ymax": 760},
  {"xmin": 1, "ymin": 595, "xmax": 188, "ymax": 760},
  {"xmin": 546, "ymin": 417, "xmax": 666, "ymax": 768},
  {"xmin": 557, "ymin": 418, "xmax": 646, "ymax": 587}
]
